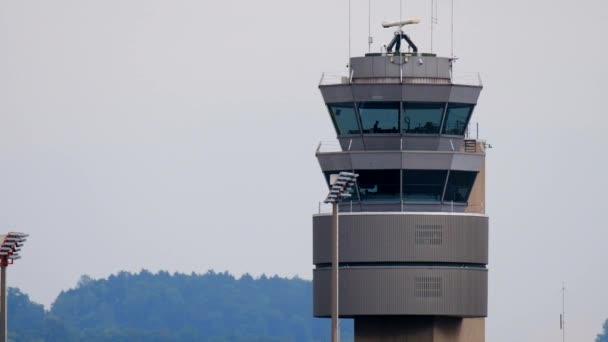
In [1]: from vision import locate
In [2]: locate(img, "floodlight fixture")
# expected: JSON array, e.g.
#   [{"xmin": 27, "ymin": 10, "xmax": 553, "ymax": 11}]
[
  {"xmin": 0, "ymin": 232, "xmax": 28, "ymax": 342},
  {"xmin": 325, "ymin": 172, "xmax": 359, "ymax": 204}
]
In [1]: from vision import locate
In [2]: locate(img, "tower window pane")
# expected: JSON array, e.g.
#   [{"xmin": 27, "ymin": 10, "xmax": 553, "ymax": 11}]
[
  {"xmin": 402, "ymin": 103, "xmax": 445, "ymax": 134},
  {"xmin": 358, "ymin": 102, "xmax": 400, "ymax": 134},
  {"xmin": 356, "ymin": 170, "xmax": 400, "ymax": 201},
  {"xmin": 403, "ymin": 170, "xmax": 447, "ymax": 202},
  {"xmin": 328, "ymin": 103, "xmax": 360, "ymax": 135},
  {"xmin": 444, "ymin": 171, "xmax": 477, "ymax": 203},
  {"xmin": 442, "ymin": 104, "xmax": 474, "ymax": 135}
]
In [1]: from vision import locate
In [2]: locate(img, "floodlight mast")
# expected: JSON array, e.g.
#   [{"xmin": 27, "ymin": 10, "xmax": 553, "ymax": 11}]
[
  {"xmin": 324, "ymin": 172, "xmax": 358, "ymax": 342},
  {"xmin": 0, "ymin": 233, "xmax": 28, "ymax": 342}
]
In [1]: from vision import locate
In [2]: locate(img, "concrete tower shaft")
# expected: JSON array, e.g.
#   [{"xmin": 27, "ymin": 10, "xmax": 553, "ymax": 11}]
[{"xmin": 313, "ymin": 52, "xmax": 488, "ymax": 342}]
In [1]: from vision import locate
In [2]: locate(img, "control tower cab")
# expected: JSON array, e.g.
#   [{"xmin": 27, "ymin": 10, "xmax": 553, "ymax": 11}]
[{"xmin": 312, "ymin": 19, "xmax": 488, "ymax": 342}]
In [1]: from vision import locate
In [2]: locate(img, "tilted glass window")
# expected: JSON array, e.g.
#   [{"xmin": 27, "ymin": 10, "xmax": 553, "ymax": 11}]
[
  {"xmin": 402, "ymin": 103, "xmax": 445, "ymax": 134},
  {"xmin": 444, "ymin": 171, "xmax": 478, "ymax": 203},
  {"xmin": 356, "ymin": 169, "xmax": 400, "ymax": 201},
  {"xmin": 328, "ymin": 103, "xmax": 361, "ymax": 135},
  {"xmin": 402, "ymin": 170, "xmax": 448, "ymax": 202},
  {"xmin": 358, "ymin": 102, "xmax": 400, "ymax": 134},
  {"xmin": 442, "ymin": 104, "xmax": 474, "ymax": 135}
]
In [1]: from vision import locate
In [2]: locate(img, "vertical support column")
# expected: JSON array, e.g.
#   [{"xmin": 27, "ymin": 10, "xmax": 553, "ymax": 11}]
[
  {"xmin": 331, "ymin": 202, "xmax": 339, "ymax": 342},
  {"xmin": 0, "ymin": 263, "xmax": 7, "ymax": 342}
]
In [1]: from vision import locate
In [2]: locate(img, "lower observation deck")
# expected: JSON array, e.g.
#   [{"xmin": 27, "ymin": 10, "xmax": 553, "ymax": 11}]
[{"xmin": 312, "ymin": 212, "xmax": 488, "ymax": 318}]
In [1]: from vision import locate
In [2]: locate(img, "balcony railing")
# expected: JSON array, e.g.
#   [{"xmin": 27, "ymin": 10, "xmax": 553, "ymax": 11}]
[{"xmin": 319, "ymin": 70, "xmax": 482, "ymax": 87}]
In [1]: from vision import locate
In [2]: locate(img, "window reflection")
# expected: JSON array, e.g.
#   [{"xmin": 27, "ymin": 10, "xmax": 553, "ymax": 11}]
[
  {"xmin": 357, "ymin": 170, "xmax": 400, "ymax": 201},
  {"xmin": 402, "ymin": 103, "xmax": 445, "ymax": 134},
  {"xmin": 328, "ymin": 103, "xmax": 361, "ymax": 135},
  {"xmin": 358, "ymin": 102, "xmax": 400, "ymax": 134},
  {"xmin": 444, "ymin": 171, "xmax": 477, "ymax": 203},
  {"xmin": 402, "ymin": 170, "xmax": 447, "ymax": 202},
  {"xmin": 442, "ymin": 104, "xmax": 474, "ymax": 135}
]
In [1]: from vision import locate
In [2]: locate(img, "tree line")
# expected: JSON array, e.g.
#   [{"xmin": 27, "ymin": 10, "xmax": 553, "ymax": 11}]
[{"xmin": 7, "ymin": 270, "xmax": 353, "ymax": 342}]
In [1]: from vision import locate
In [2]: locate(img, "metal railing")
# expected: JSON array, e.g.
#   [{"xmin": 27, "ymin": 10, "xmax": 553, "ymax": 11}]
[
  {"xmin": 319, "ymin": 70, "xmax": 482, "ymax": 87},
  {"xmin": 451, "ymin": 72, "xmax": 483, "ymax": 87},
  {"xmin": 316, "ymin": 201, "xmax": 485, "ymax": 214},
  {"xmin": 319, "ymin": 70, "xmax": 353, "ymax": 86},
  {"xmin": 316, "ymin": 140, "xmax": 351, "ymax": 154}
]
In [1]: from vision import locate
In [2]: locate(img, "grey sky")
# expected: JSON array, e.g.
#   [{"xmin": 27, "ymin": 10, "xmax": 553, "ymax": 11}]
[{"xmin": 0, "ymin": 0, "xmax": 606, "ymax": 341}]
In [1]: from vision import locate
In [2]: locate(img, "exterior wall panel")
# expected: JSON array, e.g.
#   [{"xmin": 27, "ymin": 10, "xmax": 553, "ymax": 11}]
[
  {"xmin": 313, "ymin": 213, "xmax": 488, "ymax": 265},
  {"xmin": 313, "ymin": 267, "xmax": 487, "ymax": 317}
]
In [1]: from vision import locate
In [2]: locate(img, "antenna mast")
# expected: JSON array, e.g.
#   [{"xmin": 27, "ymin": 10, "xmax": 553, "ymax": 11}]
[
  {"xmin": 561, "ymin": 282, "xmax": 566, "ymax": 342},
  {"xmin": 430, "ymin": 0, "xmax": 438, "ymax": 53},
  {"xmin": 451, "ymin": 0, "xmax": 455, "ymax": 58},
  {"xmin": 368, "ymin": 0, "xmax": 372, "ymax": 53},
  {"xmin": 348, "ymin": 0, "xmax": 352, "ymax": 73}
]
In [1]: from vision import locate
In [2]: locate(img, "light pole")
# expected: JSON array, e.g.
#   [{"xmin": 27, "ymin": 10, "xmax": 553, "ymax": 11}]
[
  {"xmin": 324, "ymin": 172, "xmax": 358, "ymax": 342},
  {"xmin": 0, "ymin": 232, "xmax": 28, "ymax": 342}
]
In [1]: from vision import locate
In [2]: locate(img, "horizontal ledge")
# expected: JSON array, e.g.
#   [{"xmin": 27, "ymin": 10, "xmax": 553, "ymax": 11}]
[
  {"xmin": 315, "ymin": 262, "xmax": 487, "ymax": 269},
  {"xmin": 313, "ymin": 211, "xmax": 488, "ymax": 218}
]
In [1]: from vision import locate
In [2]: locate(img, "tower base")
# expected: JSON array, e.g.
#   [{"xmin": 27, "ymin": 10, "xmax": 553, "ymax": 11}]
[{"xmin": 355, "ymin": 316, "xmax": 485, "ymax": 342}]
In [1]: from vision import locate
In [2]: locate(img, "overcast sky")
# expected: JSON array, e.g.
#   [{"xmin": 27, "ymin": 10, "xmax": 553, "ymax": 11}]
[{"xmin": 0, "ymin": 0, "xmax": 607, "ymax": 341}]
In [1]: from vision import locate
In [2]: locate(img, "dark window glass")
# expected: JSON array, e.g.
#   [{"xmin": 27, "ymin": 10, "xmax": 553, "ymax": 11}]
[
  {"xmin": 328, "ymin": 103, "xmax": 360, "ymax": 135},
  {"xmin": 444, "ymin": 171, "xmax": 477, "ymax": 203},
  {"xmin": 323, "ymin": 171, "xmax": 358, "ymax": 201},
  {"xmin": 402, "ymin": 170, "xmax": 447, "ymax": 202},
  {"xmin": 402, "ymin": 103, "xmax": 445, "ymax": 134},
  {"xmin": 356, "ymin": 170, "xmax": 400, "ymax": 201},
  {"xmin": 358, "ymin": 102, "xmax": 400, "ymax": 134},
  {"xmin": 442, "ymin": 104, "xmax": 474, "ymax": 135}
]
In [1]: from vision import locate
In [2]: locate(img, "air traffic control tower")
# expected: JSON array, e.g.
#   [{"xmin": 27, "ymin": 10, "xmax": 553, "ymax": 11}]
[{"xmin": 312, "ymin": 23, "xmax": 488, "ymax": 342}]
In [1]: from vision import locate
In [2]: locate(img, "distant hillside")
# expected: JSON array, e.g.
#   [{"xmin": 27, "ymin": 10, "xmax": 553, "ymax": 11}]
[
  {"xmin": 8, "ymin": 271, "xmax": 353, "ymax": 342},
  {"xmin": 598, "ymin": 320, "xmax": 608, "ymax": 342}
]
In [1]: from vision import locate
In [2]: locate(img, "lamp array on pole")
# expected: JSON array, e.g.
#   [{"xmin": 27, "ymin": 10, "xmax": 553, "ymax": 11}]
[
  {"xmin": 0, "ymin": 233, "xmax": 28, "ymax": 266},
  {"xmin": 324, "ymin": 172, "xmax": 358, "ymax": 342},
  {"xmin": 0, "ymin": 232, "xmax": 28, "ymax": 342},
  {"xmin": 324, "ymin": 172, "xmax": 358, "ymax": 204}
]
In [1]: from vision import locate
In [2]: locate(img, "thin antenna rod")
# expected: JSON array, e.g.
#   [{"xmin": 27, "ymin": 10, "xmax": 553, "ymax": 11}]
[
  {"xmin": 451, "ymin": 0, "xmax": 455, "ymax": 58},
  {"xmin": 348, "ymin": 0, "xmax": 352, "ymax": 71},
  {"xmin": 562, "ymin": 282, "xmax": 566, "ymax": 342},
  {"xmin": 368, "ymin": 0, "xmax": 372, "ymax": 53},
  {"xmin": 430, "ymin": 0, "xmax": 434, "ymax": 53},
  {"xmin": 400, "ymin": 0, "xmax": 403, "ymax": 23}
]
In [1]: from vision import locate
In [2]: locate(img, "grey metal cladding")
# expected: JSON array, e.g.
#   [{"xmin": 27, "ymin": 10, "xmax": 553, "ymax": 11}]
[
  {"xmin": 402, "ymin": 153, "xmax": 453, "ymax": 170},
  {"xmin": 352, "ymin": 85, "xmax": 402, "ymax": 102},
  {"xmin": 402, "ymin": 85, "xmax": 451, "ymax": 102},
  {"xmin": 313, "ymin": 267, "xmax": 488, "ymax": 317},
  {"xmin": 350, "ymin": 152, "xmax": 401, "ymax": 169},
  {"xmin": 350, "ymin": 56, "xmax": 452, "ymax": 79},
  {"xmin": 448, "ymin": 86, "xmax": 482, "ymax": 104},
  {"xmin": 338, "ymin": 137, "xmax": 365, "ymax": 151},
  {"xmin": 320, "ymin": 85, "xmax": 355, "ymax": 104},
  {"xmin": 361, "ymin": 136, "xmax": 402, "ymax": 151},
  {"xmin": 320, "ymin": 84, "xmax": 480, "ymax": 104},
  {"xmin": 317, "ymin": 153, "xmax": 352, "ymax": 171},
  {"xmin": 313, "ymin": 214, "xmax": 488, "ymax": 264},
  {"xmin": 451, "ymin": 153, "xmax": 483, "ymax": 171},
  {"xmin": 316, "ymin": 151, "xmax": 484, "ymax": 172}
]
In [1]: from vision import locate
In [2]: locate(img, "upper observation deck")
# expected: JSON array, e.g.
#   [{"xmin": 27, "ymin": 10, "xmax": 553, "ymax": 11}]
[
  {"xmin": 318, "ymin": 53, "xmax": 483, "ymax": 152},
  {"xmin": 320, "ymin": 53, "xmax": 482, "ymax": 87}
]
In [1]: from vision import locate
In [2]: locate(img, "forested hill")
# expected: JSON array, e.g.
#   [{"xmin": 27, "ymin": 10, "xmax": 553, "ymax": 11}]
[
  {"xmin": 8, "ymin": 271, "xmax": 353, "ymax": 342},
  {"xmin": 598, "ymin": 320, "xmax": 608, "ymax": 342}
]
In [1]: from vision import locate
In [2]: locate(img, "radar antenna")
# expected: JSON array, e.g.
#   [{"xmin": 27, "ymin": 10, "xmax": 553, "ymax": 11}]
[{"xmin": 382, "ymin": 19, "xmax": 420, "ymax": 53}]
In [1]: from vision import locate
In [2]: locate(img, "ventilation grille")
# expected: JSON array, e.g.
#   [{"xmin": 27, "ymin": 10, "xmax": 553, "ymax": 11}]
[
  {"xmin": 415, "ymin": 276, "xmax": 443, "ymax": 298},
  {"xmin": 415, "ymin": 225, "xmax": 443, "ymax": 245}
]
